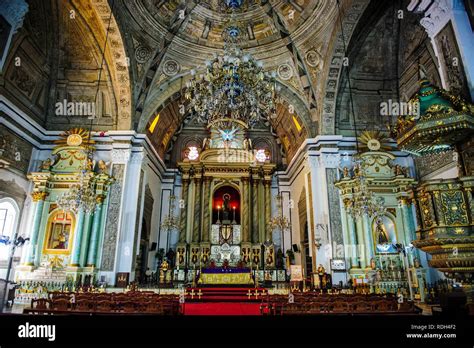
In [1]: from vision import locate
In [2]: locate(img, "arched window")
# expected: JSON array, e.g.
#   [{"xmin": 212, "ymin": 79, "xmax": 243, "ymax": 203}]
[
  {"xmin": 43, "ymin": 211, "xmax": 75, "ymax": 254},
  {"xmin": 0, "ymin": 199, "xmax": 19, "ymax": 260}
]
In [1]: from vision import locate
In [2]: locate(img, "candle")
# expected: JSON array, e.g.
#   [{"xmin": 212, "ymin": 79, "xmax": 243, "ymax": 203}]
[
  {"xmin": 232, "ymin": 206, "xmax": 236, "ymax": 222},
  {"xmin": 217, "ymin": 205, "xmax": 220, "ymax": 223}
]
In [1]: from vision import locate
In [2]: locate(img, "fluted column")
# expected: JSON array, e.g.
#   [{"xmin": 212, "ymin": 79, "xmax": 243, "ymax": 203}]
[
  {"xmin": 179, "ymin": 178, "xmax": 190, "ymax": 243},
  {"xmin": 355, "ymin": 217, "xmax": 367, "ymax": 269},
  {"xmin": 70, "ymin": 208, "xmax": 85, "ymax": 267},
  {"xmin": 202, "ymin": 176, "xmax": 212, "ymax": 242},
  {"xmin": 264, "ymin": 180, "xmax": 272, "ymax": 242},
  {"xmin": 192, "ymin": 177, "xmax": 202, "ymax": 243},
  {"xmin": 25, "ymin": 192, "xmax": 47, "ymax": 266},
  {"xmin": 347, "ymin": 214, "xmax": 359, "ymax": 268},
  {"xmin": 362, "ymin": 213, "xmax": 374, "ymax": 266},
  {"xmin": 252, "ymin": 178, "xmax": 259, "ymax": 243},
  {"xmin": 86, "ymin": 195, "xmax": 105, "ymax": 267},
  {"xmin": 242, "ymin": 177, "xmax": 250, "ymax": 242}
]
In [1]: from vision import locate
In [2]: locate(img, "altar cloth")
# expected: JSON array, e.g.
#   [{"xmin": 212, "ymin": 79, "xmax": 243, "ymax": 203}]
[{"xmin": 198, "ymin": 272, "xmax": 254, "ymax": 285}]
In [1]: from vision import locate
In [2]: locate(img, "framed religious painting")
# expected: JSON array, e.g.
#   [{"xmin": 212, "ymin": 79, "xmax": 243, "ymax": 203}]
[{"xmin": 43, "ymin": 210, "xmax": 75, "ymax": 255}]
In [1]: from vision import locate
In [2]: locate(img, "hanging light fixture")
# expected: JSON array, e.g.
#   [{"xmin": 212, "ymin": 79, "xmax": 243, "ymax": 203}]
[
  {"xmin": 343, "ymin": 159, "xmax": 387, "ymax": 220},
  {"xmin": 56, "ymin": 161, "xmax": 96, "ymax": 214},
  {"xmin": 160, "ymin": 194, "xmax": 180, "ymax": 234},
  {"xmin": 268, "ymin": 193, "xmax": 290, "ymax": 235},
  {"xmin": 185, "ymin": 1, "xmax": 278, "ymax": 129}
]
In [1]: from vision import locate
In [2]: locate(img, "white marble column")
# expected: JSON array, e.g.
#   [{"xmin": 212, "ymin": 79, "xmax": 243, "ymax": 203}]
[{"xmin": 115, "ymin": 149, "xmax": 145, "ymax": 278}]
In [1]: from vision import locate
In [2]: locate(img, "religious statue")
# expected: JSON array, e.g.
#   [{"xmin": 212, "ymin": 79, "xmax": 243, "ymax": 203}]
[
  {"xmin": 370, "ymin": 258, "xmax": 376, "ymax": 270},
  {"xmin": 41, "ymin": 158, "xmax": 52, "ymax": 171},
  {"xmin": 342, "ymin": 166, "xmax": 350, "ymax": 178},
  {"xmin": 317, "ymin": 264, "xmax": 325, "ymax": 289},
  {"xmin": 86, "ymin": 157, "xmax": 94, "ymax": 171},
  {"xmin": 375, "ymin": 219, "xmax": 390, "ymax": 244},
  {"xmin": 159, "ymin": 259, "xmax": 169, "ymax": 284},
  {"xmin": 222, "ymin": 193, "xmax": 231, "ymax": 221},
  {"xmin": 97, "ymin": 160, "xmax": 108, "ymax": 174},
  {"xmin": 276, "ymin": 248, "xmax": 284, "ymax": 269},
  {"xmin": 414, "ymin": 257, "xmax": 421, "ymax": 268}
]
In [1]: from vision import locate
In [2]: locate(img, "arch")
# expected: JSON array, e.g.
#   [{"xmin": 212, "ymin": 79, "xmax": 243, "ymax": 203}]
[
  {"xmin": 319, "ymin": 0, "xmax": 371, "ymax": 135},
  {"xmin": 0, "ymin": 197, "xmax": 20, "ymax": 260}
]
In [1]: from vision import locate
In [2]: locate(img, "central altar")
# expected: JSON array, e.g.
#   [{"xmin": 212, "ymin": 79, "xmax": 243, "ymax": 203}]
[{"xmin": 175, "ymin": 120, "xmax": 277, "ymax": 284}]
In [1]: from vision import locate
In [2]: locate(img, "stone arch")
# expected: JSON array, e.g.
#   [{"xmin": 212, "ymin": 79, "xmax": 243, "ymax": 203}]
[{"xmin": 319, "ymin": 0, "xmax": 371, "ymax": 135}]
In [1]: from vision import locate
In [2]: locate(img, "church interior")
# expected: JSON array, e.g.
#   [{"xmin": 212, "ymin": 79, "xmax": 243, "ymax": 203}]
[{"xmin": 0, "ymin": 0, "xmax": 473, "ymax": 325}]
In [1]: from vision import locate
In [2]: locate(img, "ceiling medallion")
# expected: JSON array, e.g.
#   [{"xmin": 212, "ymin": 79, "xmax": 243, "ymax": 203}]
[
  {"xmin": 305, "ymin": 49, "xmax": 322, "ymax": 68},
  {"xmin": 277, "ymin": 63, "xmax": 293, "ymax": 81},
  {"xmin": 135, "ymin": 45, "xmax": 151, "ymax": 64},
  {"xmin": 163, "ymin": 59, "xmax": 181, "ymax": 76}
]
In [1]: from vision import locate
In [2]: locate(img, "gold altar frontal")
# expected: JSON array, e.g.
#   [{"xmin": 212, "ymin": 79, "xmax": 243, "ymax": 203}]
[{"xmin": 198, "ymin": 272, "xmax": 254, "ymax": 285}]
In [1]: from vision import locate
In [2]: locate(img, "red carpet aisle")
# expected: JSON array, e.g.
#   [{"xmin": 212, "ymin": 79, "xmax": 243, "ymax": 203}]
[{"xmin": 183, "ymin": 302, "xmax": 262, "ymax": 315}]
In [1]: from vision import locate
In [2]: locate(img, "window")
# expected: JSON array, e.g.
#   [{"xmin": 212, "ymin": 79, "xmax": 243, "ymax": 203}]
[{"xmin": 0, "ymin": 200, "xmax": 19, "ymax": 260}]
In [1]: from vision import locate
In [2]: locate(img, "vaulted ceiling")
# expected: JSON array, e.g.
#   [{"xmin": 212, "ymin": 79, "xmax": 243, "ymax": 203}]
[{"xmin": 3, "ymin": 0, "xmax": 378, "ymax": 163}]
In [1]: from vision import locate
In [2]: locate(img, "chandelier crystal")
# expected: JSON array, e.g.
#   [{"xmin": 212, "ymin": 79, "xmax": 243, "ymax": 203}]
[
  {"xmin": 268, "ymin": 194, "xmax": 290, "ymax": 234},
  {"xmin": 344, "ymin": 157, "xmax": 386, "ymax": 221},
  {"xmin": 160, "ymin": 195, "xmax": 180, "ymax": 233},
  {"xmin": 56, "ymin": 161, "xmax": 96, "ymax": 214},
  {"xmin": 185, "ymin": 9, "xmax": 278, "ymax": 129}
]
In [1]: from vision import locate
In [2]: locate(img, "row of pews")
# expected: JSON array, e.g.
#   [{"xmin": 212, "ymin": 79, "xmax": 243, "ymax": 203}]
[
  {"xmin": 260, "ymin": 293, "xmax": 420, "ymax": 315},
  {"xmin": 24, "ymin": 291, "xmax": 181, "ymax": 315}
]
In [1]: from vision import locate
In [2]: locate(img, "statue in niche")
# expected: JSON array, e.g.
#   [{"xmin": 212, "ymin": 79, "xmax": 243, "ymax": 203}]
[
  {"xmin": 375, "ymin": 219, "xmax": 390, "ymax": 245},
  {"xmin": 222, "ymin": 193, "xmax": 231, "ymax": 221},
  {"xmin": 41, "ymin": 158, "xmax": 52, "ymax": 171}
]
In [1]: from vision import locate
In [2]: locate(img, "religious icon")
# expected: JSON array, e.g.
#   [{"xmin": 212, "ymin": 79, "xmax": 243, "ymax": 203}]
[
  {"xmin": 46, "ymin": 212, "xmax": 72, "ymax": 251},
  {"xmin": 376, "ymin": 219, "xmax": 390, "ymax": 244},
  {"xmin": 222, "ymin": 193, "xmax": 231, "ymax": 221},
  {"xmin": 374, "ymin": 216, "xmax": 396, "ymax": 253}
]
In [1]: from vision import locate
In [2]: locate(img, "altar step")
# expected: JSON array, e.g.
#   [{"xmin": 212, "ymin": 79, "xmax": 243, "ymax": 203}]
[{"xmin": 185, "ymin": 287, "xmax": 268, "ymax": 302}]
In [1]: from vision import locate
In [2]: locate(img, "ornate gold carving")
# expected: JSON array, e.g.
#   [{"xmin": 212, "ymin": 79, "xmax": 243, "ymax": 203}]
[
  {"xmin": 31, "ymin": 191, "xmax": 48, "ymax": 202},
  {"xmin": 96, "ymin": 194, "xmax": 106, "ymax": 204}
]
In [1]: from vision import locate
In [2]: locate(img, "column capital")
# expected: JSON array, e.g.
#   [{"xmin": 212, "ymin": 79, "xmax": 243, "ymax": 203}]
[
  {"xmin": 31, "ymin": 191, "xmax": 48, "ymax": 202},
  {"xmin": 111, "ymin": 148, "xmax": 131, "ymax": 164},
  {"xmin": 96, "ymin": 194, "xmax": 106, "ymax": 204}
]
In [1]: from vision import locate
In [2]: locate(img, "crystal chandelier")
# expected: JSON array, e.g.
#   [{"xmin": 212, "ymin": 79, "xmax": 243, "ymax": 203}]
[
  {"xmin": 56, "ymin": 160, "xmax": 96, "ymax": 214},
  {"xmin": 160, "ymin": 195, "xmax": 180, "ymax": 233},
  {"xmin": 344, "ymin": 157, "xmax": 386, "ymax": 221},
  {"xmin": 185, "ymin": 6, "xmax": 278, "ymax": 129},
  {"xmin": 268, "ymin": 194, "xmax": 290, "ymax": 235}
]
